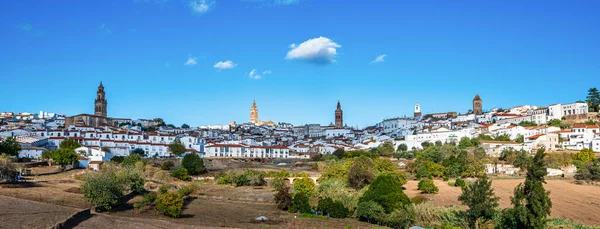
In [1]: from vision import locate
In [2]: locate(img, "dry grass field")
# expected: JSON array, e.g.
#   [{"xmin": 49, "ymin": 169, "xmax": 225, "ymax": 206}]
[{"xmin": 404, "ymin": 179, "xmax": 600, "ymax": 225}]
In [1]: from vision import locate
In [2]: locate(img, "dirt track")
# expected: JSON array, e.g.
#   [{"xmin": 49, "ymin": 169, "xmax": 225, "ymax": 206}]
[
  {"xmin": 0, "ymin": 195, "xmax": 79, "ymax": 229},
  {"xmin": 405, "ymin": 179, "xmax": 600, "ymax": 225}
]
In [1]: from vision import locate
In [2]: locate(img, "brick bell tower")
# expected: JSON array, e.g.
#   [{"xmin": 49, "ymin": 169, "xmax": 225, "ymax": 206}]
[
  {"xmin": 94, "ymin": 81, "xmax": 108, "ymax": 117},
  {"xmin": 335, "ymin": 101, "xmax": 343, "ymax": 128}
]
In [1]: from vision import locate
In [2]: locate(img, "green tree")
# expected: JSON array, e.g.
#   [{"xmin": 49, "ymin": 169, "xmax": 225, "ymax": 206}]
[
  {"xmin": 59, "ymin": 138, "xmax": 81, "ymax": 149},
  {"xmin": 377, "ymin": 142, "xmax": 395, "ymax": 156},
  {"xmin": 458, "ymin": 137, "xmax": 474, "ymax": 149},
  {"xmin": 518, "ymin": 121, "xmax": 537, "ymax": 127},
  {"xmin": 587, "ymin": 88, "xmax": 600, "ymax": 112},
  {"xmin": 575, "ymin": 159, "xmax": 600, "ymax": 183},
  {"xmin": 397, "ymin": 143, "xmax": 408, "ymax": 152},
  {"xmin": 332, "ymin": 148, "xmax": 345, "ymax": 159},
  {"xmin": 181, "ymin": 153, "xmax": 205, "ymax": 175},
  {"xmin": 82, "ymin": 171, "xmax": 124, "ymax": 211},
  {"xmin": 289, "ymin": 193, "xmax": 311, "ymax": 213},
  {"xmin": 359, "ymin": 173, "xmax": 410, "ymax": 214},
  {"xmin": 121, "ymin": 154, "xmax": 143, "ymax": 167},
  {"xmin": 458, "ymin": 175, "xmax": 499, "ymax": 226},
  {"xmin": 419, "ymin": 145, "xmax": 443, "ymax": 163},
  {"xmin": 515, "ymin": 134, "xmax": 524, "ymax": 143},
  {"xmin": 168, "ymin": 139, "xmax": 186, "ymax": 157},
  {"xmin": 421, "ymin": 141, "xmax": 432, "ymax": 149},
  {"xmin": 417, "ymin": 178, "xmax": 438, "ymax": 194},
  {"xmin": 374, "ymin": 158, "xmax": 395, "ymax": 173},
  {"xmin": 501, "ymin": 148, "xmax": 552, "ymax": 229},
  {"xmin": 172, "ymin": 167, "xmax": 192, "ymax": 181},
  {"xmin": 293, "ymin": 177, "xmax": 316, "ymax": 197},
  {"xmin": 274, "ymin": 185, "xmax": 293, "ymax": 210},
  {"xmin": 317, "ymin": 197, "xmax": 349, "ymax": 218},
  {"xmin": 572, "ymin": 148, "xmax": 595, "ymax": 163},
  {"xmin": 131, "ymin": 148, "xmax": 145, "ymax": 157},
  {"xmin": 0, "ymin": 137, "xmax": 21, "ymax": 157},
  {"xmin": 52, "ymin": 148, "xmax": 79, "ymax": 165},
  {"xmin": 356, "ymin": 200, "xmax": 385, "ymax": 223},
  {"xmin": 181, "ymin": 123, "xmax": 190, "ymax": 129},
  {"xmin": 348, "ymin": 156, "xmax": 376, "ymax": 189}
]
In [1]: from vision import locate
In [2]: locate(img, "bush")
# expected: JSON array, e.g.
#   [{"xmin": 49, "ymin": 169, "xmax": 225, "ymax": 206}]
[
  {"xmin": 122, "ymin": 154, "xmax": 144, "ymax": 168},
  {"xmin": 182, "ymin": 153, "xmax": 205, "ymax": 175},
  {"xmin": 317, "ymin": 197, "xmax": 349, "ymax": 218},
  {"xmin": 289, "ymin": 193, "xmax": 311, "ymax": 214},
  {"xmin": 374, "ymin": 158, "xmax": 396, "ymax": 173},
  {"xmin": 418, "ymin": 179, "xmax": 439, "ymax": 194},
  {"xmin": 159, "ymin": 185, "xmax": 171, "ymax": 194},
  {"xmin": 152, "ymin": 170, "xmax": 172, "ymax": 184},
  {"xmin": 177, "ymin": 186, "xmax": 194, "ymax": 196},
  {"xmin": 110, "ymin": 156, "xmax": 124, "ymax": 164},
  {"xmin": 82, "ymin": 171, "xmax": 124, "ymax": 211},
  {"xmin": 161, "ymin": 161, "xmax": 175, "ymax": 171},
  {"xmin": 270, "ymin": 177, "xmax": 286, "ymax": 191},
  {"xmin": 217, "ymin": 170, "xmax": 267, "ymax": 187},
  {"xmin": 454, "ymin": 178, "xmax": 466, "ymax": 188},
  {"xmin": 411, "ymin": 195, "xmax": 429, "ymax": 205},
  {"xmin": 356, "ymin": 200, "xmax": 385, "ymax": 223},
  {"xmin": 348, "ymin": 156, "xmax": 376, "ymax": 189},
  {"xmin": 293, "ymin": 177, "xmax": 316, "ymax": 197},
  {"xmin": 316, "ymin": 179, "xmax": 363, "ymax": 214},
  {"xmin": 274, "ymin": 185, "xmax": 293, "ymax": 210},
  {"xmin": 156, "ymin": 192, "xmax": 183, "ymax": 218},
  {"xmin": 0, "ymin": 157, "xmax": 18, "ymax": 183},
  {"xmin": 172, "ymin": 167, "xmax": 192, "ymax": 181},
  {"xmin": 134, "ymin": 192, "xmax": 157, "ymax": 209},
  {"xmin": 359, "ymin": 173, "xmax": 410, "ymax": 214}
]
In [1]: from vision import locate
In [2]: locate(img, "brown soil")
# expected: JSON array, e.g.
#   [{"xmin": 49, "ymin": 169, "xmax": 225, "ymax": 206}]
[
  {"xmin": 0, "ymin": 195, "xmax": 79, "ymax": 229},
  {"xmin": 404, "ymin": 179, "xmax": 600, "ymax": 225}
]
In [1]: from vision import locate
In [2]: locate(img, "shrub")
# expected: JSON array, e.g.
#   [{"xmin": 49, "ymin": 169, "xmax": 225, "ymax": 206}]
[
  {"xmin": 182, "ymin": 153, "xmax": 205, "ymax": 175},
  {"xmin": 374, "ymin": 158, "xmax": 396, "ymax": 173},
  {"xmin": 458, "ymin": 175, "xmax": 499, "ymax": 227},
  {"xmin": 289, "ymin": 193, "xmax": 311, "ymax": 214},
  {"xmin": 122, "ymin": 154, "xmax": 144, "ymax": 168},
  {"xmin": 356, "ymin": 200, "xmax": 385, "ymax": 223},
  {"xmin": 172, "ymin": 167, "xmax": 192, "ymax": 181},
  {"xmin": 161, "ymin": 161, "xmax": 175, "ymax": 171},
  {"xmin": 318, "ymin": 160, "xmax": 351, "ymax": 183},
  {"xmin": 418, "ymin": 179, "xmax": 439, "ymax": 194},
  {"xmin": 274, "ymin": 186, "xmax": 293, "ymax": 210},
  {"xmin": 411, "ymin": 195, "xmax": 429, "ymax": 205},
  {"xmin": 454, "ymin": 178, "xmax": 466, "ymax": 188},
  {"xmin": 82, "ymin": 171, "xmax": 124, "ymax": 211},
  {"xmin": 348, "ymin": 156, "xmax": 376, "ymax": 189},
  {"xmin": 177, "ymin": 186, "xmax": 194, "ymax": 196},
  {"xmin": 244, "ymin": 169, "xmax": 266, "ymax": 186},
  {"xmin": 134, "ymin": 192, "xmax": 157, "ymax": 209},
  {"xmin": 317, "ymin": 197, "xmax": 349, "ymax": 218},
  {"xmin": 0, "ymin": 157, "xmax": 18, "ymax": 183},
  {"xmin": 159, "ymin": 185, "xmax": 170, "ymax": 194},
  {"xmin": 316, "ymin": 179, "xmax": 363, "ymax": 214},
  {"xmin": 359, "ymin": 173, "xmax": 410, "ymax": 214},
  {"xmin": 293, "ymin": 177, "xmax": 316, "ymax": 197},
  {"xmin": 110, "ymin": 156, "xmax": 124, "ymax": 164},
  {"xmin": 156, "ymin": 192, "xmax": 183, "ymax": 218},
  {"xmin": 116, "ymin": 167, "xmax": 145, "ymax": 194},
  {"xmin": 443, "ymin": 177, "xmax": 449, "ymax": 181},
  {"xmin": 270, "ymin": 177, "xmax": 286, "ymax": 191}
]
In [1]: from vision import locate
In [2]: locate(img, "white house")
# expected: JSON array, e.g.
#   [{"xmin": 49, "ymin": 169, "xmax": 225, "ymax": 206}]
[
  {"xmin": 548, "ymin": 102, "xmax": 588, "ymax": 120},
  {"xmin": 18, "ymin": 146, "xmax": 46, "ymax": 159}
]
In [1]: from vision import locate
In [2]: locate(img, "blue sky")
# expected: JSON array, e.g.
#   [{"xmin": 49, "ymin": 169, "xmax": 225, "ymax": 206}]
[{"xmin": 1, "ymin": 0, "xmax": 599, "ymax": 128}]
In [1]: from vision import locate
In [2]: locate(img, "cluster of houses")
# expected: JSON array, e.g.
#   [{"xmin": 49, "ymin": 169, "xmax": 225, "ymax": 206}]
[{"xmin": 1, "ymin": 98, "xmax": 599, "ymax": 174}]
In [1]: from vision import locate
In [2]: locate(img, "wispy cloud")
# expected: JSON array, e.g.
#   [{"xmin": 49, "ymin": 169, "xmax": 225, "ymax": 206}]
[
  {"xmin": 189, "ymin": 0, "xmax": 215, "ymax": 14},
  {"xmin": 249, "ymin": 69, "xmax": 271, "ymax": 80},
  {"xmin": 100, "ymin": 24, "xmax": 112, "ymax": 34},
  {"xmin": 13, "ymin": 23, "xmax": 43, "ymax": 36},
  {"xmin": 185, "ymin": 57, "xmax": 198, "ymax": 66},
  {"xmin": 214, "ymin": 60, "xmax": 236, "ymax": 71},
  {"xmin": 243, "ymin": 0, "xmax": 300, "ymax": 6},
  {"xmin": 286, "ymin": 36, "xmax": 341, "ymax": 65},
  {"xmin": 370, "ymin": 54, "xmax": 386, "ymax": 64}
]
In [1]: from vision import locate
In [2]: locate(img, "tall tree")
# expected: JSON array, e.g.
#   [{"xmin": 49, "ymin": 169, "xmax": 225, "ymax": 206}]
[
  {"xmin": 181, "ymin": 153, "xmax": 205, "ymax": 175},
  {"xmin": 52, "ymin": 148, "xmax": 79, "ymax": 166},
  {"xmin": 0, "ymin": 137, "xmax": 21, "ymax": 157},
  {"xmin": 458, "ymin": 175, "xmax": 499, "ymax": 226},
  {"xmin": 60, "ymin": 138, "xmax": 81, "ymax": 149},
  {"xmin": 501, "ymin": 148, "xmax": 552, "ymax": 229},
  {"xmin": 397, "ymin": 143, "xmax": 408, "ymax": 152},
  {"xmin": 131, "ymin": 148, "xmax": 146, "ymax": 157},
  {"xmin": 181, "ymin": 123, "xmax": 190, "ymax": 129},
  {"xmin": 168, "ymin": 139, "xmax": 186, "ymax": 157},
  {"xmin": 587, "ymin": 88, "xmax": 600, "ymax": 112}
]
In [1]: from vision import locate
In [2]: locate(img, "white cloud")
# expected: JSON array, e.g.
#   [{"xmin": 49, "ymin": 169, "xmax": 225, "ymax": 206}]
[
  {"xmin": 249, "ymin": 69, "xmax": 269, "ymax": 80},
  {"xmin": 285, "ymin": 36, "xmax": 341, "ymax": 64},
  {"xmin": 185, "ymin": 57, "xmax": 198, "ymax": 66},
  {"xmin": 370, "ymin": 54, "xmax": 386, "ymax": 64},
  {"xmin": 16, "ymin": 24, "xmax": 32, "ymax": 31},
  {"xmin": 100, "ymin": 24, "xmax": 112, "ymax": 34},
  {"xmin": 214, "ymin": 60, "xmax": 236, "ymax": 70},
  {"xmin": 189, "ymin": 0, "xmax": 215, "ymax": 14}
]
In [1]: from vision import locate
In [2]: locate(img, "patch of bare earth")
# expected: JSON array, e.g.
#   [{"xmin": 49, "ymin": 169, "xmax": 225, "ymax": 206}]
[
  {"xmin": 404, "ymin": 179, "xmax": 600, "ymax": 225},
  {"xmin": 0, "ymin": 195, "xmax": 79, "ymax": 229}
]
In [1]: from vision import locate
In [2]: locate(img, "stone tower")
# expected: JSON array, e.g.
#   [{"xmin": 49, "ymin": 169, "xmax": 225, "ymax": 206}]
[
  {"xmin": 94, "ymin": 81, "xmax": 108, "ymax": 117},
  {"xmin": 250, "ymin": 99, "xmax": 259, "ymax": 124},
  {"xmin": 414, "ymin": 103, "xmax": 422, "ymax": 118},
  {"xmin": 335, "ymin": 101, "xmax": 343, "ymax": 128},
  {"xmin": 473, "ymin": 94, "xmax": 483, "ymax": 115}
]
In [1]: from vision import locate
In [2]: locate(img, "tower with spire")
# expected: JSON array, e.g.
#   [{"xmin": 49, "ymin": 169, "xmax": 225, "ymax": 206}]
[
  {"xmin": 335, "ymin": 101, "xmax": 343, "ymax": 128},
  {"xmin": 250, "ymin": 99, "xmax": 259, "ymax": 124},
  {"xmin": 94, "ymin": 81, "xmax": 108, "ymax": 117},
  {"xmin": 473, "ymin": 94, "xmax": 483, "ymax": 115}
]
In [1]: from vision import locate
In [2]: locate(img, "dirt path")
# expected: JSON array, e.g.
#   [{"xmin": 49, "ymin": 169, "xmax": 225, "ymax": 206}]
[
  {"xmin": 404, "ymin": 179, "xmax": 600, "ymax": 225},
  {"xmin": 0, "ymin": 195, "xmax": 79, "ymax": 229}
]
